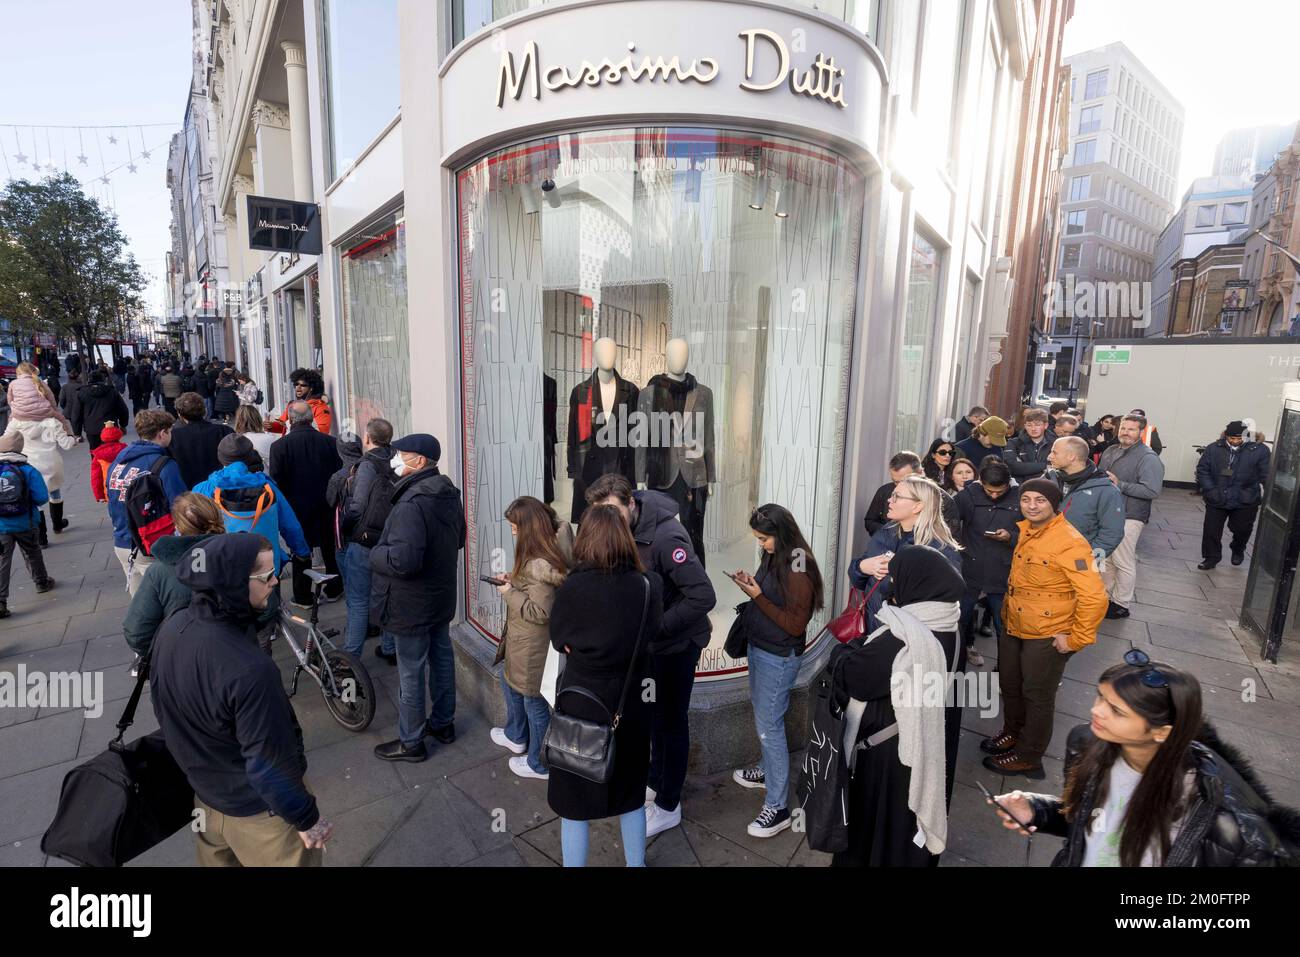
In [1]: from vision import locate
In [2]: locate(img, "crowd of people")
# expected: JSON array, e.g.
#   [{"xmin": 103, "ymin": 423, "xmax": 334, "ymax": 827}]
[{"xmin": 3, "ymin": 352, "xmax": 1298, "ymax": 869}]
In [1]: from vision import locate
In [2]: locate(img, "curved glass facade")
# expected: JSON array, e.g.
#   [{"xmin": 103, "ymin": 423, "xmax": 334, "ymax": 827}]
[{"xmin": 455, "ymin": 126, "xmax": 864, "ymax": 679}]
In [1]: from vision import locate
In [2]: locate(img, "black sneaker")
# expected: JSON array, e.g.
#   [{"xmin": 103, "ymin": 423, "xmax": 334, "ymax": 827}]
[
  {"xmin": 374, "ymin": 646, "xmax": 397, "ymax": 666},
  {"xmin": 1197, "ymin": 560, "xmax": 1218, "ymax": 571},
  {"xmin": 1105, "ymin": 602, "xmax": 1130, "ymax": 619},
  {"xmin": 733, "ymin": 767, "xmax": 766, "ymax": 789},
  {"xmin": 0, "ymin": 602, "xmax": 8, "ymax": 619},
  {"xmin": 374, "ymin": 739, "xmax": 427, "ymax": 763},
  {"xmin": 747, "ymin": 805, "xmax": 791, "ymax": 838},
  {"xmin": 425, "ymin": 722, "xmax": 456, "ymax": 744},
  {"xmin": 1231, "ymin": 551, "xmax": 1245, "ymax": 566},
  {"xmin": 35, "ymin": 578, "xmax": 55, "ymax": 594}
]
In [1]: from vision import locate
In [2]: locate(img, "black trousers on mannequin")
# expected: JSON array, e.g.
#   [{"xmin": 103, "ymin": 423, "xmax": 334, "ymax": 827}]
[{"xmin": 659, "ymin": 474, "xmax": 708, "ymax": 568}]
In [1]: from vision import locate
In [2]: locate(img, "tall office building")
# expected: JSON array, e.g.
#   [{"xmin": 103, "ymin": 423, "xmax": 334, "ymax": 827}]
[
  {"xmin": 1213, "ymin": 124, "xmax": 1294, "ymax": 180},
  {"xmin": 1048, "ymin": 42, "xmax": 1184, "ymax": 394}
]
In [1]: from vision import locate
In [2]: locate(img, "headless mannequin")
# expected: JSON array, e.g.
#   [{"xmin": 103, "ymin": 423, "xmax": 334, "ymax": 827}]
[
  {"xmin": 595, "ymin": 337, "xmax": 617, "ymax": 417},
  {"xmin": 567, "ymin": 336, "xmax": 639, "ymax": 523}
]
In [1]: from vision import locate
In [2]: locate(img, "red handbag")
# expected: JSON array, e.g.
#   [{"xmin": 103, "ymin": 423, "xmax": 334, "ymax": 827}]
[{"xmin": 828, "ymin": 578, "xmax": 884, "ymax": 643}]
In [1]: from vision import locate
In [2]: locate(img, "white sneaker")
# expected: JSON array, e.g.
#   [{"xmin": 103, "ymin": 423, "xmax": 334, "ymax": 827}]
[
  {"xmin": 645, "ymin": 785, "xmax": 657, "ymax": 805},
  {"xmin": 645, "ymin": 801, "xmax": 682, "ymax": 838},
  {"xmin": 508, "ymin": 755, "xmax": 548, "ymax": 780},
  {"xmin": 490, "ymin": 727, "xmax": 526, "ymax": 755}
]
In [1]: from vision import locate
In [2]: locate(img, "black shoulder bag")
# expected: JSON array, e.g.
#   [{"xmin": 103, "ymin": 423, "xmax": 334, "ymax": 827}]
[
  {"xmin": 41, "ymin": 660, "xmax": 195, "ymax": 866},
  {"xmin": 543, "ymin": 575, "xmax": 650, "ymax": 785}
]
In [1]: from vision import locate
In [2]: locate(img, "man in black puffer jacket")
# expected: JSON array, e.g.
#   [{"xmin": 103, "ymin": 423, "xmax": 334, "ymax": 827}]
[
  {"xmin": 954, "ymin": 458, "xmax": 1022, "ymax": 666},
  {"xmin": 1196, "ymin": 421, "xmax": 1271, "ymax": 569},
  {"xmin": 73, "ymin": 370, "xmax": 130, "ymax": 450},
  {"xmin": 370, "ymin": 434, "xmax": 466, "ymax": 764},
  {"xmin": 585, "ymin": 473, "xmax": 716, "ymax": 839},
  {"xmin": 150, "ymin": 533, "xmax": 332, "ymax": 865}
]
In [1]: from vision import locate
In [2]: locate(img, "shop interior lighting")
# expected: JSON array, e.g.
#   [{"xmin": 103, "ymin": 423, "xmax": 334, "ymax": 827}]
[
  {"xmin": 749, "ymin": 173, "xmax": 768, "ymax": 210},
  {"xmin": 775, "ymin": 182, "xmax": 791, "ymax": 218}
]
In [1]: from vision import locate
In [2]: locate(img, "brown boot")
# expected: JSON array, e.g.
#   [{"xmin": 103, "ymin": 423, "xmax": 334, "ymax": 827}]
[
  {"xmin": 982, "ymin": 751, "xmax": 1045, "ymax": 779},
  {"xmin": 979, "ymin": 730, "xmax": 1017, "ymax": 755}
]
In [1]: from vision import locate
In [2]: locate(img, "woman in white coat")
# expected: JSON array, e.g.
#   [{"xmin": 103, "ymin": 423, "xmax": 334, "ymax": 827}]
[{"xmin": 2, "ymin": 416, "xmax": 80, "ymax": 545}]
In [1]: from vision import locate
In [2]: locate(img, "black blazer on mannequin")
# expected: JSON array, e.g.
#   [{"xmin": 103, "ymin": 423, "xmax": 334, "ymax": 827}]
[{"xmin": 567, "ymin": 370, "xmax": 638, "ymax": 521}]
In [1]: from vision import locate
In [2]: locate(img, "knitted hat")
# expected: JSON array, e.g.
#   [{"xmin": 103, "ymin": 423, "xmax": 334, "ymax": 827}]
[
  {"xmin": 1225, "ymin": 421, "xmax": 1246, "ymax": 437},
  {"xmin": 217, "ymin": 433, "xmax": 256, "ymax": 467},
  {"xmin": 976, "ymin": 415, "xmax": 1009, "ymax": 446},
  {"xmin": 100, "ymin": 423, "xmax": 124, "ymax": 443},
  {"xmin": 1020, "ymin": 477, "xmax": 1063, "ymax": 511},
  {"xmin": 0, "ymin": 431, "xmax": 23, "ymax": 454}
]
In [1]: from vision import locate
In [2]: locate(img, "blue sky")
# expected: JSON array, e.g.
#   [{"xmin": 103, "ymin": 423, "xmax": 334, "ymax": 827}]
[{"xmin": 0, "ymin": 0, "xmax": 192, "ymax": 312}]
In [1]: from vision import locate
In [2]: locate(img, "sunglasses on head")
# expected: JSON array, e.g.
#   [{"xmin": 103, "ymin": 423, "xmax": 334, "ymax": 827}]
[{"xmin": 1123, "ymin": 648, "xmax": 1169, "ymax": 689}]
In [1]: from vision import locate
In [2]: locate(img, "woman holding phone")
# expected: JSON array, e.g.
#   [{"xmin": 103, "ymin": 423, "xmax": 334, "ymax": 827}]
[
  {"xmin": 489, "ymin": 496, "xmax": 573, "ymax": 780},
  {"xmin": 990, "ymin": 655, "xmax": 1300, "ymax": 866},
  {"xmin": 728, "ymin": 504, "xmax": 825, "ymax": 838},
  {"xmin": 546, "ymin": 505, "xmax": 663, "ymax": 867}
]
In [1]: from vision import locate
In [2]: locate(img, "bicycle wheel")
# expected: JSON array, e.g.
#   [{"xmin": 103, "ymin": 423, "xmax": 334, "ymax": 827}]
[{"xmin": 320, "ymin": 649, "xmax": 376, "ymax": 732}]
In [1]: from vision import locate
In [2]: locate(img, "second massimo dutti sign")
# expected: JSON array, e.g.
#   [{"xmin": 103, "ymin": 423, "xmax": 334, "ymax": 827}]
[{"xmin": 246, "ymin": 195, "xmax": 323, "ymax": 255}]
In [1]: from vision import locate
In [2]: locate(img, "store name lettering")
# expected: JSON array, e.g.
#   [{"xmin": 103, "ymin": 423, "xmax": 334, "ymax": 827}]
[
  {"xmin": 256, "ymin": 219, "xmax": 309, "ymax": 233},
  {"xmin": 495, "ymin": 30, "xmax": 846, "ymax": 110}
]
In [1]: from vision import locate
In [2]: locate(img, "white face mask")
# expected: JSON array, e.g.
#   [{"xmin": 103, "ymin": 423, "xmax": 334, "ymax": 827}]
[{"xmin": 390, "ymin": 453, "xmax": 407, "ymax": 477}]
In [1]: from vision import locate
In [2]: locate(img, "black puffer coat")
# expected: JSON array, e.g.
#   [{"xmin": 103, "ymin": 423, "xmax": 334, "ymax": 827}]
[
  {"xmin": 74, "ymin": 379, "xmax": 130, "ymax": 443},
  {"xmin": 1196, "ymin": 439, "xmax": 1271, "ymax": 511},
  {"xmin": 1024, "ymin": 723, "xmax": 1300, "ymax": 866}
]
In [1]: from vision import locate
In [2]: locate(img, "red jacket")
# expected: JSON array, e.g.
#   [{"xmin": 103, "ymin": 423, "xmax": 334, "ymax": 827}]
[{"xmin": 90, "ymin": 441, "xmax": 127, "ymax": 502}]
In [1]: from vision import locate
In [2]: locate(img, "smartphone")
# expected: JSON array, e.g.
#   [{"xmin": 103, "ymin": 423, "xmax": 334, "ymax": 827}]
[
  {"xmin": 983, "ymin": 530, "xmax": 1001, "ymax": 538},
  {"xmin": 976, "ymin": 780, "xmax": 1029, "ymax": 829},
  {"xmin": 479, "ymin": 575, "xmax": 507, "ymax": 586}
]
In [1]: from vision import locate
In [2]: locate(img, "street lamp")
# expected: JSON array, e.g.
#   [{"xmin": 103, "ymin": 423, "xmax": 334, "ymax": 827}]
[{"xmin": 1253, "ymin": 228, "xmax": 1300, "ymax": 275}]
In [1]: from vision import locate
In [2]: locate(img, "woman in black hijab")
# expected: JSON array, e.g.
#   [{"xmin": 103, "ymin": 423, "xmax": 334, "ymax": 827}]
[{"xmin": 829, "ymin": 545, "xmax": 967, "ymax": 867}]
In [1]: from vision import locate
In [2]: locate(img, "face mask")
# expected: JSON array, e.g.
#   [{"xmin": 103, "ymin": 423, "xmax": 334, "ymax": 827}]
[{"xmin": 390, "ymin": 453, "xmax": 407, "ymax": 477}]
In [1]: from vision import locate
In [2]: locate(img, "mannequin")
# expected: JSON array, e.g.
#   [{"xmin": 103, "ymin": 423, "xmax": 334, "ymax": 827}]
[
  {"xmin": 635, "ymin": 338, "xmax": 715, "ymax": 564},
  {"xmin": 567, "ymin": 336, "xmax": 639, "ymax": 523}
]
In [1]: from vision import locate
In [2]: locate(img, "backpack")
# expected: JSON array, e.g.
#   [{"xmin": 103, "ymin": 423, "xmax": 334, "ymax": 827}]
[
  {"xmin": 254, "ymin": 388, "xmax": 264, "ymax": 406},
  {"xmin": 0, "ymin": 462, "xmax": 31, "ymax": 519},
  {"xmin": 351, "ymin": 461, "xmax": 396, "ymax": 547},
  {"xmin": 125, "ymin": 456, "xmax": 176, "ymax": 555}
]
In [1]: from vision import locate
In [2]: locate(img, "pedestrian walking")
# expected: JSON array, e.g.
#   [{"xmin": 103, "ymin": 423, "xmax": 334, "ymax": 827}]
[
  {"xmin": 192, "ymin": 434, "xmax": 310, "ymax": 576},
  {"xmin": 490, "ymin": 495, "xmax": 573, "ymax": 780},
  {"xmin": 2, "ymin": 412, "xmax": 79, "ymax": 544},
  {"xmin": 584, "ymin": 473, "xmax": 717, "ymax": 838},
  {"xmin": 370, "ymin": 434, "xmax": 466, "ymax": 763},
  {"xmin": 849, "ymin": 474, "xmax": 962, "ymax": 632},
  {"xmin": 955, "ymin": 415, "xmax": 1009, "ymax": 469},
  {"xmin": 991, "ymin": 657, "xmax": 1300, "ymax": 866},
  {"xmin": 89, "ymin": 423, "xmax": 127, "ymax": 504},
  {"xmin": 213, "ymin": 367, "xmax": 241, "ymax": 424},
  {"xmin": 546, "ymin": 505, "xmax": 663, "ymax": 867},
  {"xmin": 0, "ymin": 431, "xmax": 54, "ymax": 619},
  {"xmin": 954, "ymin": 457, "xmax": 1022, "ymax": 668},
  {"xmin": 73, "ymin": 370, "xmax": 130, "ymax": 450},
  {"xmin": 129, "ymin": 359, "xmax": 155, "ymax": 416},
  {"xmin": 106, "ymin": 410, "xmax": 188, "ymax": 595},
  {"xmin": 158, "ymin": 365, "xmax": 183, "ymax": 415},
  {"xmin": 1045, "ymin": 435, "xmax": 1125, "ymax": 558},
  {"xmin": 270, "ymin": 401, "xmax": 344, "ymax": 607},
  {"xmin": 1002, "ymin": 408, "xmax": 1055, "ymax": 479},
  {"xmin": 235, "ymin": 372, "xmax": 260, "ymax": 406},
  {"xmin": 58, "ymin": 370, "xmax": 81, "ymax": 428},
  {"xmin": 192, "ymin": 361, "xmax": 214, "ymax": 420},
  {"xmin": 275, "ymin": 368, "xmax": 333, "ymax": 434},
  {"xmin": 729, "ymin": 504, "xmax": 824, "ymax": 837},
  {"xmin": 1098, "ymin": 414, "xmax": 1165, "ymax": 616},
  {"xmin": 149, "ymin": 533, "xmax": 332, "ymax": 866},
  {"xmin": 112, "ymin": 355, "xmax": 128, "ymax": 394},
  {"xmin": 6, "ymin": 362, "xmax": 75, "ymax": 435},
  {"xmin": 168, "ymin": 392, "xmax": 233, "ymax": 488},
  {"xmin": 1195, "ymin": 420, "xmax": 1270, "ymax": 570},
  {"xmin": 234, "ymin": 404, "xmax": 279, "ymax": 465},
  {"xmin": 981, "ymin": 478, "xmax": 1107, "ymax": 779},
  {"xmin": 326, "ymin": 417, "xmax": 396, "ymax": 661},
  {"xmin": 827, "ymin": 546, "xmax": 965, "ymax": 866}
]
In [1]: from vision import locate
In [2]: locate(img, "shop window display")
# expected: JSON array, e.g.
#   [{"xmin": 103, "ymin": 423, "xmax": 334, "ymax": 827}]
[{"xmin": 456, "ymin": 127, "xmax": 864, "ymax": 678}]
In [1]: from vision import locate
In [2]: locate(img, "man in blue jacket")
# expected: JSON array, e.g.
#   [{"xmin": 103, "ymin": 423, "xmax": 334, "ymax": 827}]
[
  {"xmin": 150, "ymin": 533, "xmax": 332, "ymax": 865},
  {"xmin": 1196, "ymin": 420, "xmax": 1271, "ymax": 569},
  {"xmin": 0, "ymin": 431, "xmax": 55, "ymax": 618},
  {"xmin": 105, "ymin": 409, "xmax": 188, "ymax": 595}
]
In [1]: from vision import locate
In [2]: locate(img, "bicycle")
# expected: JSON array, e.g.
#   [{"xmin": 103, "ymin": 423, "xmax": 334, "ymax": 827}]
[{"xmin": 270, "ymin": 569, "xmax": 376, "ymax": 731}]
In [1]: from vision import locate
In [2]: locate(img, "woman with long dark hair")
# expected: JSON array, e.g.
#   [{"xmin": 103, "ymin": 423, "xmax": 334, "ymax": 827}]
[
  {"xmin": 547, "ymin": 505, "xmax": 663, "ymax": 866},
  {"xmin": 729, "ymin": 504, "xmax": 825, "ymax": 838},
  {"xmin": 921, "ymin": 438, "xmax": 956, "ymax": 483},
  {"xmin": 490, "ymin": 496, "xmax": 573, "ymax": 780},
  {"xmin": 943, "ymin": 457, "xmax": 977, "ymax": 494},
  {"xmin": 1089, "ymin": 413, "xmax": 1120, "ymax": 461},
  {"xmin": 992, "ymin": 653, "xmax": 1300, "ymax": 865}
]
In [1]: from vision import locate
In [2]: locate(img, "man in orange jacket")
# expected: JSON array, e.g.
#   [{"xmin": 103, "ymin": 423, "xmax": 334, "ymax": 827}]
[
  {"xmin": 980, "ymin": 477, "xmax": 1107, "ymax": 779},
  {"xmin": 272, "ymin": 368, "xmax": 332, "ymax": 435}
]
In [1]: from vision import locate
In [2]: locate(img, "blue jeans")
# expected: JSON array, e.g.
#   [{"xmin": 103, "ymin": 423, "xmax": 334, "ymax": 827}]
[
  {"xmin": 747, "ymin": 644, "xmax": 802, "ymax": 811},
  {"xmin": 337, "ymin": 543, "xmax": 393, "ymax": 657},
  {"xmin": 561, "ymin": 811, "xmax": 646, "ymax": 867},
  {"xmin": 499, "ymin": 671, "xmax": 551, "ymax": 773},
  {"xmin": 392, "ymin": 621, "xmax": 455, "ymax": 748}
]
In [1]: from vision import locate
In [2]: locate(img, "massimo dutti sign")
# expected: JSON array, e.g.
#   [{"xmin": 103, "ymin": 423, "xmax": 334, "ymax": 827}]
[
  {"xmin": 496, "ymin": 29, "xmax": 848, "ymax": 110},
  {"xmin": 246, "ymin": 195, "xmax": 323, "ymax": 255}
]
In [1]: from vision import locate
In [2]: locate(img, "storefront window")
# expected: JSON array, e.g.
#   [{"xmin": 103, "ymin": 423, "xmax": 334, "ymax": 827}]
[
  {"xmin": 340, "ymin": 210, "xmax": 412, "ymax": 437},
  {"xmin": 456, "ymin": 127, "xmax": 865, "ymax": 679},
  {"xmin": 897, "ymin": 230, "xmax": 942, "ymax": 451},
  {"xmin": 324, "ymin": 0, "xmax": 400, "ymax": 178}
]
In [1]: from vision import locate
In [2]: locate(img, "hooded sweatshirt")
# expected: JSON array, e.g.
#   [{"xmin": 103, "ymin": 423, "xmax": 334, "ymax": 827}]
[
  {"xmin": 192, "ymin": 461, "xmax": 309, "ymax": 571},
  {"xmin": 90, "ymin": 426, "xmax": 127, "ymax": 501},
  {"xmin": 105, "ymin": 442, "xmax": 188, "ymax": 549},
  {"xmin": 149, "ymin": 533, "xmax": 318, "ymax": 830}
]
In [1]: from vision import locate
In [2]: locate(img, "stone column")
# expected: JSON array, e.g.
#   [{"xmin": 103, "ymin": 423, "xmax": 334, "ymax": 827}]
[{"xmin": 281, "ymin": 41, "xmax": 313, "ymax": 202}]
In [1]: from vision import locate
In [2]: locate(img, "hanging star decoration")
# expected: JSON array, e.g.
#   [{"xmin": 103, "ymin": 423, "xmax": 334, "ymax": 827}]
[
  {"xmin": 78, "ymin": 153, "xmax": 88, "ymax": 165},
  {"xmin": 107, "ymin": 133, "xmax": 117, "ymax": 144},
  {"xmin": 15, "ymin": 150, "xmax": 27, "ymax": 165},
  {"xmin": 127, "ymin": 163, "xmax": 137, "ymax": 173},
  {"xmin": 101, "ymin": 175, "xmax": 110, "ymax": 185},
  {"xmin": 141, "ymin": 147, "xmax": 151, "ymax": 160}
]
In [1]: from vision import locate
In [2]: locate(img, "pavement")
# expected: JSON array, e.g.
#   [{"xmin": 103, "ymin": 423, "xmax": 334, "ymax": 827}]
[{"xmin": 2, "ymin": 427, "xmax": 1299, "ymax": 867}]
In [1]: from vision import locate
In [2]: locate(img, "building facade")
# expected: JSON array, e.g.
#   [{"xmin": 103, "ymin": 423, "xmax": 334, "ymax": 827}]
[
  {"xmin": 1240, "ymin": 128, "xmax": 1300, "ymax": 336},
  {"xmin": 1049, "ymin": 42, "xmax": 1183, "ymax": 393},
  {"xmin": 1212, "ymin": 123, "xmax": 1294, "ymax": 180},
  {"xmin": 189, "ymin": 1, "xmax": 1070, "ymax": 731},
  {"xmin": 1167, "ymin": 239, "xmax": 1246, "ymax": 336}
]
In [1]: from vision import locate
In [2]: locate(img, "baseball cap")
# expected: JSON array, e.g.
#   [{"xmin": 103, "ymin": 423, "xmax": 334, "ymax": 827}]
[{"xmin": 977, "ymin": 416, "xmax": 1009, "ymax": 447}]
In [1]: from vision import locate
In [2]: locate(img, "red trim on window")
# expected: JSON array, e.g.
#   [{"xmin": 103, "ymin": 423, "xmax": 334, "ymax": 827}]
[{"xmin": 344, "ymin": 226, "xmax": 398, "ymax": 259}]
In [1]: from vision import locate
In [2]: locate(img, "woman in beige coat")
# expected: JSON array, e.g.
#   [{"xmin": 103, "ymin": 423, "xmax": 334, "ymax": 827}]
[{"xmin": 491, "ymin": 497, "xmax": 572, "ymax": 780}]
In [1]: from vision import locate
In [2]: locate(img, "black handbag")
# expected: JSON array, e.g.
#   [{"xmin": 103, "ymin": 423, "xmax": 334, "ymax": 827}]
[
  {"xmin": 41, "ymin": 661, "xmax": 195, "ymax": 867},
  {"xmin": 797, "ymin": 652, "xmax": 852, "ymax": 854},
  {"xmin": 543, "ymin": 575, "xmax": 650, "ymax": 785},
  {"xmin": 724, "ymin": 601, "xmax": 750, "ymax": 659}
]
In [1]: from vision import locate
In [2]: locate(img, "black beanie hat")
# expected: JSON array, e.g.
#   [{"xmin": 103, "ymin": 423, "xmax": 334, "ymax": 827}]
[
  {"xmin": 1020, "ymin": 478, "xmax": 1063, "ymax": 512},
  {"xmin": 1225, "ymin": 421, "xmax": 1246, "ymax": 437}
]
